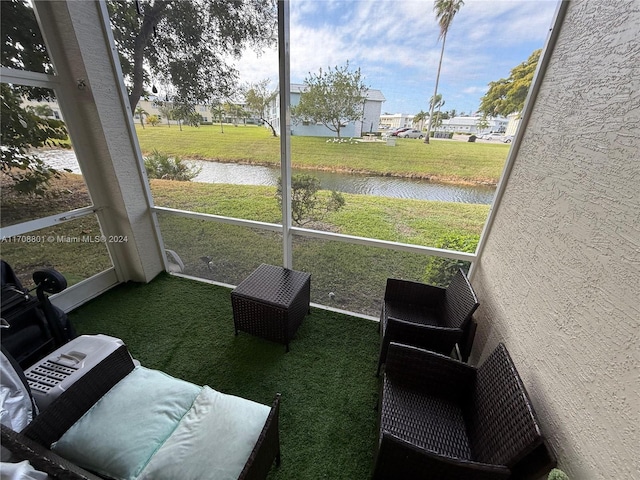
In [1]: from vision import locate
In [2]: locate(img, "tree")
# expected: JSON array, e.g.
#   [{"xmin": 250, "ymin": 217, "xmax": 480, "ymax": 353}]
[
  {"xmin": 1, "ymin": 0, "xmax": 69, "ymax": 196},
  {"xmin": 479, "ymin": 49, "xmax": 541, "ymax": 117},
  {"xmin": 276, "ymin": 174, "xmax": 345, "ymax": 226},
  {"xmin": 424, "ymin": 0, "xmax": 464, "ymax": 144},
  {"xmin": 135, "ymin": 106, "xmax": 148, "ymax": 128},
  {"xmin": 210, "ymin": 101, "xmax": 225, "ymax": 133},
  {"xmin": 476, "ymin": 115, "xmax": 490, "ymax": 133},
  {"xmin": 106, "ymin": 0, "xmax": 277, "ymax": 112},
  {"xmin": 430, "ymin": 94, "xmax": 445, "ymax": 130},
  {"xmin": 147, "ymin": 114, "xmax": 160, "ymax": 126},
  {"xmin": 1, "ymin": 0, "xmax": 52, "ymax": 74},
  {"xmin": 244, "ymin": 79, "xmax": 278, "ymax": 136},
  {"xmin": 291, "ymin": 63, "xmax": 368, "ymax": 139},
  {"xmin": 172, "ymin": 102, "xmax": 195, "ymax": 131},
  {"xmin": 156, "ymin": 103, "xmax": 174, "ymax": 127},
  {"xmin": 1, "ymin": 84, "xmax": 69, "ymax": 196},
  {"xmin": 413, "ymin": 110, "xmax": 428, "ymax": 130},
  {"xmin": 26, "ymin": 104, "xmax": 55, "ymax": 118}
]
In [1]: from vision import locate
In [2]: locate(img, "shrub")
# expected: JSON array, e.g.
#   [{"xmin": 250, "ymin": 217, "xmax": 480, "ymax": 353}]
[
  {"xmin": 144, "ymin": 150, "xmax": 201, "ymax": 181},
  {"xmin": 422, "ymin": 233, "xmax": 478, "ymax": 287},
  {"xmin": 147, "ymin": 114, "xmax": 160, "ymax": 126},
  {"xmin": 276, "ymin": 174, "xmax": 345, "ymax": 226},
  {"xmin": 548, "ymin": 469, "xmax": 569, "ymax": 480}
]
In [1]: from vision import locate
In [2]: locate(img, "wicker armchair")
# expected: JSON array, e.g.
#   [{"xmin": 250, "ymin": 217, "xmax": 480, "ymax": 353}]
[
  {"xmin": 373, "ymin": 342, "xmax": 556, "ymax": 480},
  {"xmin": 377, "ymin": 269, "xmax": 479, "ymax": 375}
]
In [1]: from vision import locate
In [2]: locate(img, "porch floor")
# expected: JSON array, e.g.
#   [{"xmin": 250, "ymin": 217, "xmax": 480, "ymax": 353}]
[{"xmin": 69, "ymin": 273, "xmax": 380, "ymax": 479}]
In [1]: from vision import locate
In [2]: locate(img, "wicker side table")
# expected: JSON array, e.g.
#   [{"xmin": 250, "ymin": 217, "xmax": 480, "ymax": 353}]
[{"xmin": 231, "ymin": 264, "xmax": 311, "ymax": 352}]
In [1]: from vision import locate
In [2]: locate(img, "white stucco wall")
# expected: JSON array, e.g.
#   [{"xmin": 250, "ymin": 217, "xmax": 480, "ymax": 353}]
[
  {"xmin": 470, "ymin": 1, "xmax": 639, "ymax": 479},
  {"xmin": 35, "ymin": 1, "xmax": 165, "ymax": 284}
]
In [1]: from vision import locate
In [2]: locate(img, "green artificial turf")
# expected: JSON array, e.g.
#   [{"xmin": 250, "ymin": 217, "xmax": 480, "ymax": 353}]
[{"xmin": 70, "ymin": 273, "xmax": 380, "ymax": 479}]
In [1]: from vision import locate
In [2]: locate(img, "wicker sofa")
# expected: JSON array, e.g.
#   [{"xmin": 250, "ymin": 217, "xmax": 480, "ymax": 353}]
[
  {"xmin": 1, "ymin": 343, "xmax": 281, "ymax": 480},
  {"xmin": 373, "ymin": 342, "xmax": 556, "ymax": 480}
]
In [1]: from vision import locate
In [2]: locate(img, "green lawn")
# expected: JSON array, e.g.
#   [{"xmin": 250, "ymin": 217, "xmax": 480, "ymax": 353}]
[
  {"xmin": 2, "ymin": 175, "xmax": 486, "ymax": 313},
  {"xmin": 149, "ymin": 179, "xmax": 489, "ymax": 245},
  {"xmin": 135, "ymin": 124, "xmax": 509, "ymax": 185}
]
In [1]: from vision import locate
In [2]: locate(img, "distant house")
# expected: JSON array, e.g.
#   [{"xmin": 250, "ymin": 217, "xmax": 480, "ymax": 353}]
[
  {"xmin": 131, "ymin": 98, "xmax": 262, "ymax": 126},
  {"xmin": 269, "ymin": 84, "xmax": 385, "ymax": 137},
  {"xmin": 437, "ymin": 115, "xmax": 508, "ymax": 135},
  {"xmin": 379, "ymin": 113, "xmax": 415, "ymax": 131}
]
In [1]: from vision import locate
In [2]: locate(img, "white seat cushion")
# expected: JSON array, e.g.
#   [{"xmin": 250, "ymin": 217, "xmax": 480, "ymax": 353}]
[
  {"xmin": 138, "ymin": 386, "xmax": 270, "ymax": 480},
  {"xmin": 51, "ymin": 366, "xmax": 201, "ymax": 480}
]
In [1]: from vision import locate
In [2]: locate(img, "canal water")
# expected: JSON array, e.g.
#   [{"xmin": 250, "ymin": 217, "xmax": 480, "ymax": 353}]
[{"xmin": 40, "ymin": 149, "xmax": 495, "ymax": 204}]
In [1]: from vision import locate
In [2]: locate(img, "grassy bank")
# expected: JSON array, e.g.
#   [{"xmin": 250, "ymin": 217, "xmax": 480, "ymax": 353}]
[
  {"xmin": 150, "ymin": 179, "xmax": 489, "ymax": 245},
  {"xmin": 135, "ymin": 124, "xmax": 508, "ymax": 185},
  {"xmin": 152, "ymin": 179, "xmax": 487, "ymax": 314},
  {"xmin": 1, "ymin": 175, "xmax": 487, "ymax": 313}
]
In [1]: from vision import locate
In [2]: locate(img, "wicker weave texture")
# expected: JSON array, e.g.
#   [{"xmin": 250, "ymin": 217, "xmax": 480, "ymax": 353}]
[
  {"xmin": 467, "ymin": 343, "xmax": 543, "ymax": 467},
  {"xmin": 1, "ymin": 424, "xmax": 103, "ymax": 480},
  {"xmin": 385, "ymin": 342, "xmax": 475, "ymax": 399},
  {"xmin": 443, "ymin": 269, "xmax": 479, "ymax": 329},
  {"xmin": 373, "ymin": 342, "xmax": 550, "ymax": 480},
  {"xmin": 238, "ymin": 394, "xmax": 282, "ymax": 480},
  {"xmin": 232, "ymin": 264, "xmax": 310, "ymax": 351},
  {"xmin": 380, "ymin": 376, "xmax": 472, "ymax": 460},
  {"xmin": 378, "ymin": 269, "xmax": 478, "ymax": 374}
]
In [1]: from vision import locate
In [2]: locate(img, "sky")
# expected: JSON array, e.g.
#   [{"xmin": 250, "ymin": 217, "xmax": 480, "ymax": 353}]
[{"xmin": 235, "ymin": 0, "xmax": 559, "ymax": 116}]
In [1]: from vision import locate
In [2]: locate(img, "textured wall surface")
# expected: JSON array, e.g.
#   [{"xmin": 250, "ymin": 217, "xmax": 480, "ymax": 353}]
[{"xmin": 470, "ymin": 1, "xmax": 639, "ymax": 478}]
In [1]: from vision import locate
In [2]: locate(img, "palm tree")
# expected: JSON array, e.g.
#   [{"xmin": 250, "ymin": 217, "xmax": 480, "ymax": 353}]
[
  {"xmin": 424, "ymin": 0, "xmax": 464, "ymax": 144},
  {"xmin": 413, "ymin": 110, "xmax": 428, "ymax": 130},
  {"xmin": 430, "ymin": 94, "xmax": 445, "ymax": 130},
  {"xmin": 135, "ymin": 106, "xmax": 148, "ymax": 129}
]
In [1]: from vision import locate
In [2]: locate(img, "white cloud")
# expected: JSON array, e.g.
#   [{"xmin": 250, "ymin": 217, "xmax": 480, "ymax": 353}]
[
  {"xmin": 234, "ymin": 0, "xmax": 557, "ymax": 113},
  {"xmin": 463, "ymin": 85, "xmax": 489, "ymax": 95}
]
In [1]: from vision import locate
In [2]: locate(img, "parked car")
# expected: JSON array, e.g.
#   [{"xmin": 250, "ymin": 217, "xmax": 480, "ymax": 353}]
[
  {"xmin": 397, "ymin": 129, "xmax": 424, "ymax": 139},
  {"xmin": 483, "ymin": 133, "xmax": 506, "ymax": 141},
  {"xmin": 502, "ymin": 135, "xmax": 514, "ymax": 143},
  {"xmin": 390, "ymin": 127, "xmax": 411, "ymax": 136}
]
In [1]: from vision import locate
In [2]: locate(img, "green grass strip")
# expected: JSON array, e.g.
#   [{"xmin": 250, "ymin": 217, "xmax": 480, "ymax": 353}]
[{"xmin": 135, "ymin": 124, "xmax": 508, "ymax": 185}]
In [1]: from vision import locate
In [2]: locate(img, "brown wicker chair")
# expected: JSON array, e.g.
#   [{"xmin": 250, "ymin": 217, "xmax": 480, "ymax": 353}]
[
  {"xmin": 373, "ymin": 342, "xmax": 556, "ymax": 480},
  {"xmin": 377, "ymin": 269, "xmax": 479, "ymax": 375}
]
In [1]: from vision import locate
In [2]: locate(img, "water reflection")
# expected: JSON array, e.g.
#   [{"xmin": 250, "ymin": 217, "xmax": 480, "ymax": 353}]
[{"xmin": 40, "ymin": 149, "xmax": 495, "ymax": 204}]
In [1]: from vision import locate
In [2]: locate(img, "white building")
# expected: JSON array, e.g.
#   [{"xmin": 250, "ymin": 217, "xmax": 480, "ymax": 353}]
[
  {"xmin": 379, "ymin": 113, "xmax": 415, "ymax": 131},
  {"xmin": 438, "ymin": 116, "xmax": 508, "ymax": 135},
  {"xmin": 270, "ymin": 84, "xmax": 385, "ymax": 137},
  {"xmin": 21, "ymin": 96, "xmax": 64, "ymax": 121}
]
